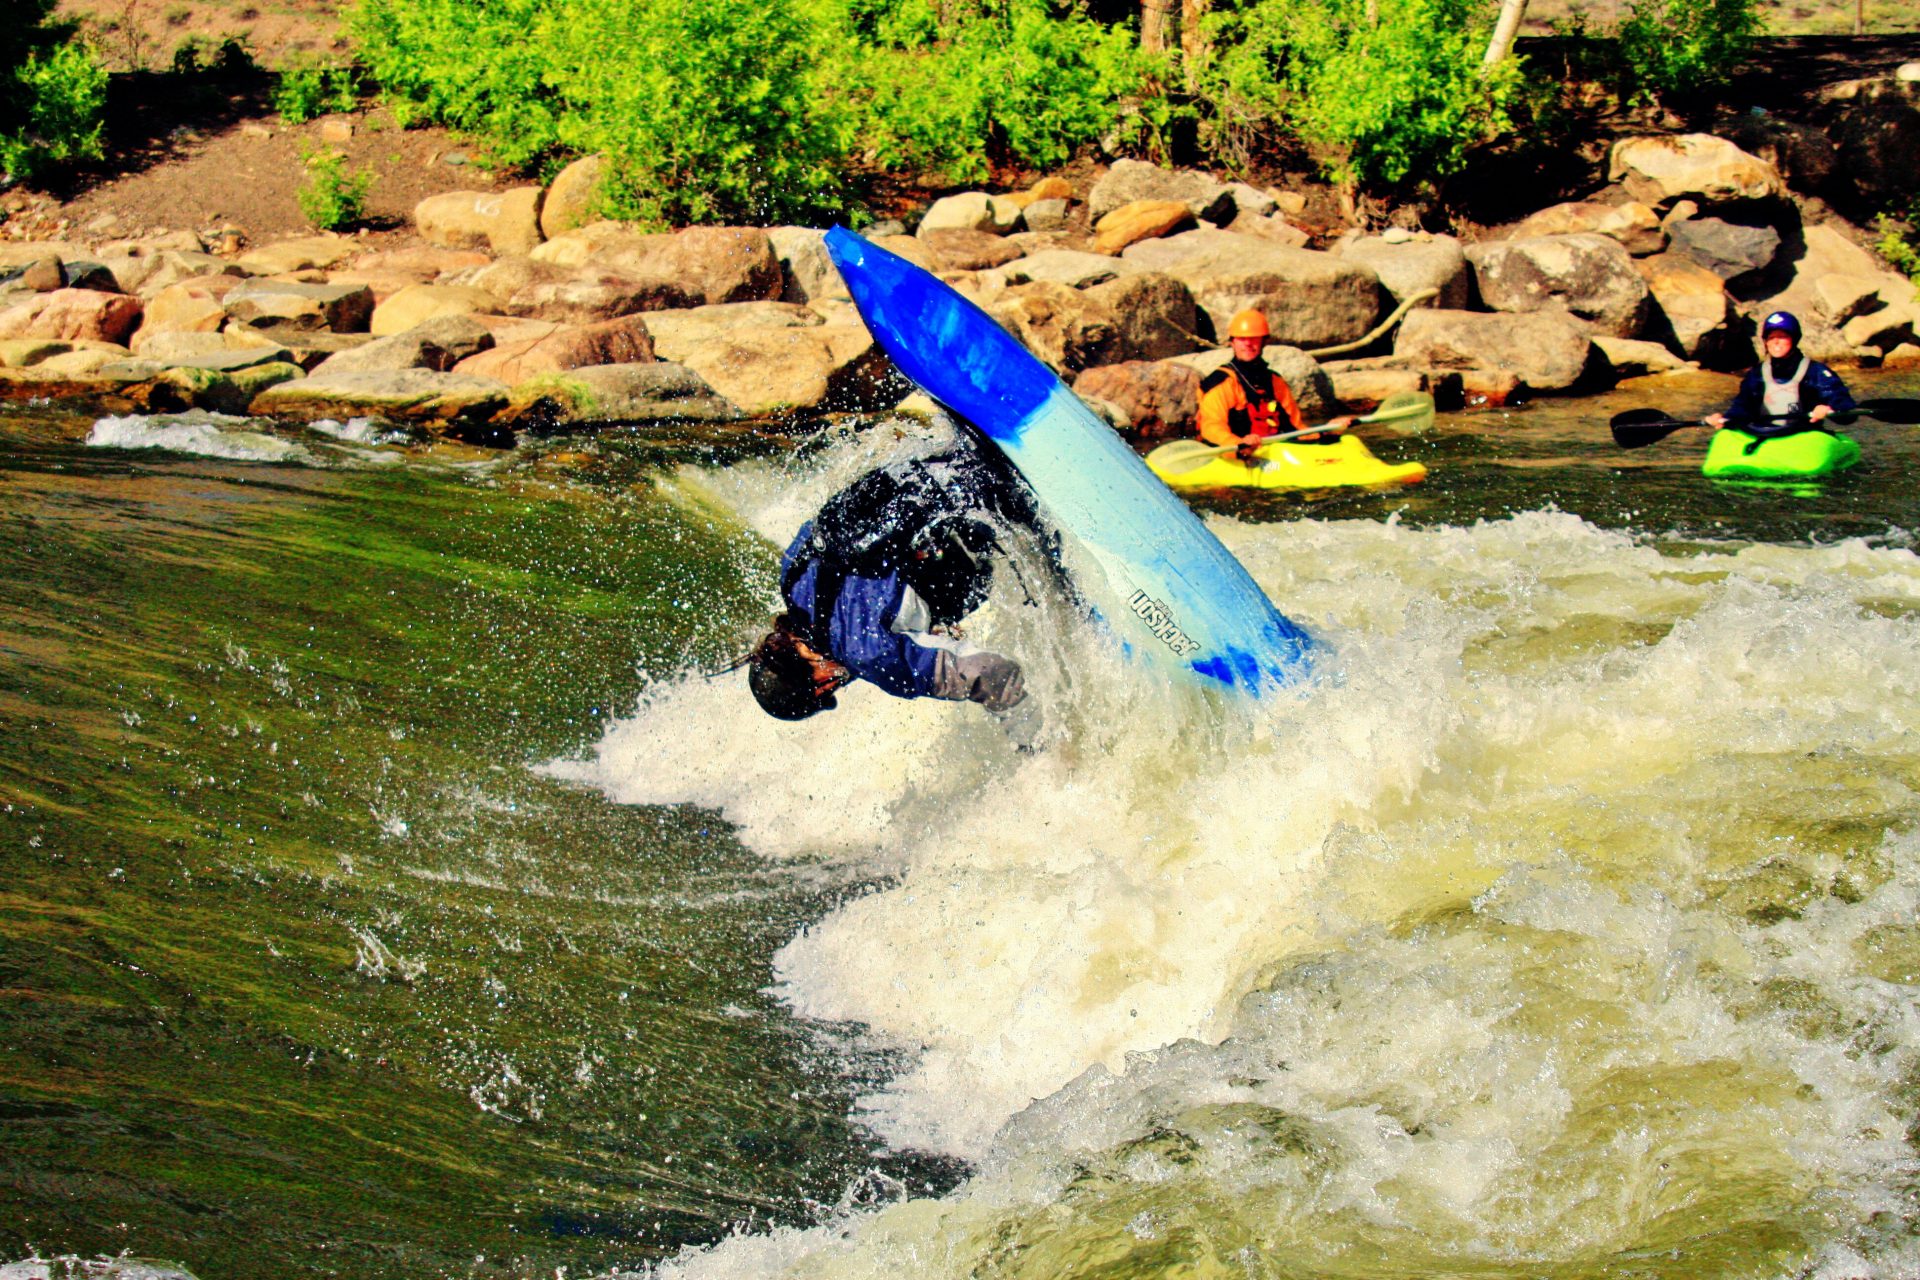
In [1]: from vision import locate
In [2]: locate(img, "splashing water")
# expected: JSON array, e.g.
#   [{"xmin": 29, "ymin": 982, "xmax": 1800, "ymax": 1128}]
[{"xmin": 558, "ymin": 432, "xmax": 1920, "ymax": 1279}]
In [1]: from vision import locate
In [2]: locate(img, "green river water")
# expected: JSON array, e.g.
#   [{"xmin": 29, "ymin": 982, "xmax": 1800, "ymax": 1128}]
[{"xmin": 3, "ymin": 367, "xmax": 1919, "ymax": 1279}]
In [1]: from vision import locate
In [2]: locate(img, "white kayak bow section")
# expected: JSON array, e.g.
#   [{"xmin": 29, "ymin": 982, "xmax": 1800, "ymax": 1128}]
[{"xmin": 824, "ymin": 225, "xmax": 1314, "ymax": 692}]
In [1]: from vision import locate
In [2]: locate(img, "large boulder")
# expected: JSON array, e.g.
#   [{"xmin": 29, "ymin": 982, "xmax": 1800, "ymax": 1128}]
[
  {"xmin": 1334, "ymin": 234, "xmax": 1470, "ymax": 310},
  {"xmin": 993, "ymin": 249, "xmax": 1140, "ymax": 290},
  {"xmin": 1120, "ymin": 228, "xmax": 1381, "ymax": 348},
  {"xmin": 235, "ymin": 234, "xmax": 358, "ymax": 275},
  {"xmin": 250, "ymin": 367, "xmax": 512, "ymax": 425},
  {"xmin": 919, "ymin": 192, "xmax": 1022, "ymax": 236},
  {"xmin": 312, "ymin": 315, "xmax": 498, "ymax": 375},
  {"xmin": 1091, "ymin": 200, "xmax": 1196, "ymax": 256},
  {"xmin": 534, "ymin": 224, "xmax": 782, "ymax": 305},
  {"xmin": 223, "ymin": 279, "xmax": 375, "ymax": 333},
  {"xmin": 1072, "ymin": 360, "xmax": 1201, "ymax": 440},
  {"xmin": 1607, "ymin": 135, "xmax": 1786, "ymax": 206},
  {"xmin": 919, "ymin": 228, "xmax": 1026, "ymax": 272},
  {"xmin": 448, "ymin": 257, "xmax": 697, "ymax": 323},
  {"xmin": 1224, "ymin": 212, "xmax": 1309, "ymax": 248},
  {"xmin": 1466, "ymin": 233, "xmax": 1650, "ymax": 338},
  {"xmin": 541, "ymin": 154, "xmax": 607, "ymax": 239},
  {"xmin": 986, "ymin": 280, "xmax": 1119, "ymax": 375},
  {"xmin": 368, "ymin": 283, "xmax": 502, "ymax": 335},
  {"xmin": 100, "ymin": 249, "xmax": 240, "ymax": 298},
  {"xmin": 328, "ymin": 246, "xmax": 492, "ymax": 302},
  {"xmin": 1087, "ymin": 160, "xmax": 1235, "ymax": 225},
  {"xmin": 650, "ymin": 321, "xmax": 897, "ymax": 415},
  {"xmin": 451, "ymin": 313, "xmax": 654, "ymax": 382},
  {"xmin": 0, "ymin": 288, "xmax": 143, "ymax": 344},
  {"xmin": 1632, "ymin": 252, "xmax": 1739, "ymax": 362},
  {"xmin": 1084, "ymin": 271, "xmax": 1202, "ymax": 363},
  {"xmin": 1664, "ymin": 217, "xmax": 1783, "ymax": 292},
  {"xmin": 1395, "ymin": 307, "xmax": 1594, "ymax": 392},
  {"xmin": 765, "ymin": 227, "xmax": 849, "ymax": 305},
  {"xmin": 1509, "ymin": 201, "xmax": 1665, "ymax": 256},
  {"xmin": 414, "ymin": 188, "xmax": 546, "ymax": 256},
  {"xmin": 134, "ymin": 279, "xmax": 242, "ymax": 341},
  {"xmin": 641, "ymin": 301, "xmax": 822, "ymax": 356},
  {"xmin": 501, "ymin": 361, "xmax": 740, "ymax": 429}
]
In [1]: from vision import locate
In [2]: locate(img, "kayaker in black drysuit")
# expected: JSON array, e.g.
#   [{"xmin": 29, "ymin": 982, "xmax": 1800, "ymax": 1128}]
[
  {"xmin": 744, "ymin": 443, "xmax": 1046, "ymax": 725},
  {"xmin": 1705, "ymin": 310, "xmax": 1855, "ymax": 434}
]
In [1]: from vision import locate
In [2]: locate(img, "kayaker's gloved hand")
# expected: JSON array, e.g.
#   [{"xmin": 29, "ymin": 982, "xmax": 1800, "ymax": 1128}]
[
  {"xmin": 931, "ymin": 649, "xmax": 1026, "ymax": 712},
  {"xmin": 1235, "ymin": 440, "xmax": 1260, "ymax": 461}
]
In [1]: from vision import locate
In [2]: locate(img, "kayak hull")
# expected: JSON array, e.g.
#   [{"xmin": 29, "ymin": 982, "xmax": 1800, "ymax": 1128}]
[
  {"xmin": 1149, "ymin": 435, "xmax": 1428, "ymax": 490},
  {"xmin": 822, "ymin": 226, "xmax": 1313, "ymax": 693},
  {"xmin": 1702, "ymin": 427, "xmax": 1860, "ymax": 478}
]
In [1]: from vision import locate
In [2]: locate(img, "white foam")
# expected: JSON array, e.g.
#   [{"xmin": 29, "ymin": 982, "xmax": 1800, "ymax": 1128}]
[
  {"xmin": 569, "ymin": 450, "xmax": 1920, "ymax": 1277},
  {"xmin": 87, "ymin": 412, "xmax": 317, "ymax": 464}
]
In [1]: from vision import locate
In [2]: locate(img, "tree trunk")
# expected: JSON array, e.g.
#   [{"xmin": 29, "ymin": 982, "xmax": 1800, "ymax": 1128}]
[
  {"xmin": 1481, "ymin": 0, "xmax": 1528, "ymax": 72},
  {"xmin": 1141, "ymin": 0, "xmax": 1177, "ymax": 55},
  {"xmin": 1179, "ymin": 0, "xmax": 1211, "ymax": 87}
]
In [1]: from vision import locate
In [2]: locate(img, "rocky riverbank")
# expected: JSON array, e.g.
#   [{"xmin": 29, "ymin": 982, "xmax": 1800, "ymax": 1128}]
[{"xmin": 5, "ymin": 99, "xmax": 1919, "ymax": 448}]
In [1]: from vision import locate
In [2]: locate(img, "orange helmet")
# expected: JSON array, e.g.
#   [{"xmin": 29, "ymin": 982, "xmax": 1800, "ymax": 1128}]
[{"xmin": 1227, "ymin": 309, "xmax": 1270, "ymax": 339}]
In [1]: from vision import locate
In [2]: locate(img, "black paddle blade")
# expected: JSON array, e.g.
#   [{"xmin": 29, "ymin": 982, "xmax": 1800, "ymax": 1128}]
[
  {"xmin": 1850, "ymin": 396, "xmax": 1920, "ymax": 425},
  {"xmin": 1610, "ymin": 408, "xmax": 1702, "ymax": 449}
]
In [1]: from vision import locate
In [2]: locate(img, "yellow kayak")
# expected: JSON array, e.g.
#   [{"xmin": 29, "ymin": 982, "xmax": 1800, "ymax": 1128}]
[{"xmin": 1147, "ymin": 434, "xmax": 1428, "ymax": 490}]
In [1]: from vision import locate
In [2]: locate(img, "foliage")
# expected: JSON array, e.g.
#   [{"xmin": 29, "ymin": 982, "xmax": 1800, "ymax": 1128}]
[
  {"xmin": 1876, "ymin": 204, "xmax": 1920, "ymax": 296},
  {"xmin": 1614, "ymin": 0, "xmax": 1759, "ymax": 99},
  {"xmin": 1191, "ymin": 0, "xmax": 1522, "ymax": 189},
  {"xmin": 824, "ymin": 0, "xmax": 1166, "ymax": 185},
  {"xmin": 297, "ymin": 145, "xmax": 374, "ymax": 230},
  {"xmin": 274, "ymin": 60, "xmax": 360, "ymax": 123},
  {"xmin": 2, "ymin": 34, "xmax": 110, "ymax": 181},
  {"xmin": 1, "ymin": 0, "xmax": 108, "ymax": 181},
  {"xmin": 348, "ymin": 0, "xmax": 1166, "ymax": 223}
]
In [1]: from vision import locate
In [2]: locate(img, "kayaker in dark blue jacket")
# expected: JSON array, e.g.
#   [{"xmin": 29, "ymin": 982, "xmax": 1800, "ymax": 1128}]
[
  {"xmin": 746, "ymin": 448, "xmax": 1035, "ymax": 723},
  {"xmin": 1706, "ymin": 311, "xmax": 1855, "ymax": 434}
]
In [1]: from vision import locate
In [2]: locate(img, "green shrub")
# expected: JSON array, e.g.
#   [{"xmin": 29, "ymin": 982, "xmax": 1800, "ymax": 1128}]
[
  {"xmin": 1615, "ymin": 0, "xmax": 1759, "ymax": 99},
  {"xmin": 828, "ymin": 0, "xmax": 1162, "ymax": 185},
  {"xmin": 348, "ymin": 0, "xmax": 1161, "ymax": 224},
  {"xmin": 297, "ymin": 145, "xmax": 373, "ymax": 229},
  {"xmin": 1, "ymin": 35, "xmax": 110, "ymax": 180},
  {"xmin": 1876, "ymin": 205, "xmax": 1920, "ymax": 296},
  {"xmin": 1192, "ymin": 0, "xmax": 1521, "ymax": 189},
  {"xmin": 274, "ymin": 60, "xmax": 361, "ymax": 123}
]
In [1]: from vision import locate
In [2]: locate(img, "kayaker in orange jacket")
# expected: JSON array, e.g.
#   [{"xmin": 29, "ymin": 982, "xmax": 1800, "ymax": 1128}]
[{"xmin": 1195, "ymin": 309, "xmax": 1353, "ymax": 460}]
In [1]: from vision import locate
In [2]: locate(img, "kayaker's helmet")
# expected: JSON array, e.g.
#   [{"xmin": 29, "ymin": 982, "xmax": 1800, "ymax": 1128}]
[
  {"xmin": 747, "ymin": 619, "xmax": 843, "ymax": 721},
  {"xmin": 1228, "ymin": 309, "xmax": 1271, "ymax": 340},
  {"xmin": 1762, "ymin": 311, "xmax": 1802, "ymax": 342}
]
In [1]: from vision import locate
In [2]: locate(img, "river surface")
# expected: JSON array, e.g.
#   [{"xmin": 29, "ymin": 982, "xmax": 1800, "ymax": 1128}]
[{"xmin": 3, "ymin": 367, "xmax": 1919, "ymax": 1279}]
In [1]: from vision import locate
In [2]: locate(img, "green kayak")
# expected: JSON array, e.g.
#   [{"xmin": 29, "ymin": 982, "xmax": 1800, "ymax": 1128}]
[{"xmin": 1702, "ymin": 427, "xmax": 1860, "ymax": 479}]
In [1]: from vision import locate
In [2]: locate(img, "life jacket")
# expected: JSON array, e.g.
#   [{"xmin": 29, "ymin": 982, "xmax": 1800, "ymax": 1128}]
[
  {"xmin": 1200, "ymin": 359, "xmax": 1285, "ymax": 438},
  {"xmin": 1761, "ymin": 355, "xmax": 1811, "ymax": 418}
]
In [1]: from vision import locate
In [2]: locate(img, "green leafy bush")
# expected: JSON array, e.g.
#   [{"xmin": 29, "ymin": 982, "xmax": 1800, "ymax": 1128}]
[
  {"xmin": 348, "ymin": 0, "xmax": 1160, "ymax": 223},
  {"xmin": 1, "ymin": 0, "xmax": 108, "ymax": 181},
  {"xmin": 1615, "ymin": 0, "xmax": 1759, "ymax": 99},
  {"xmin": 1876, "ymin": 205, "xmax": 1920, "ymax": 295},
  {"xmin": 1192, "ymin": 0, "xmax": 1521, "ymax": 189},
  {"xmin": 274, "ymin": 61, "xmax": 361, "ymax": 123},
  {"xmin": 828, "ymin": 0, "xmax": 1161, "ymax": 185},
  {"xmin": 2, "ymin": 37, "xmax": 110, "ymax": 180},
  {"xmin": 297, "ymin": 145, "xmax": 374, "ymax": 230}
]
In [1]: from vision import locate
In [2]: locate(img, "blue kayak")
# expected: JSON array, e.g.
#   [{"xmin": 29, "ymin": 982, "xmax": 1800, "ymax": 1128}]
[{"xmin": 823, "ymin": 227, "xmax": 1313, "ymax": 693}]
